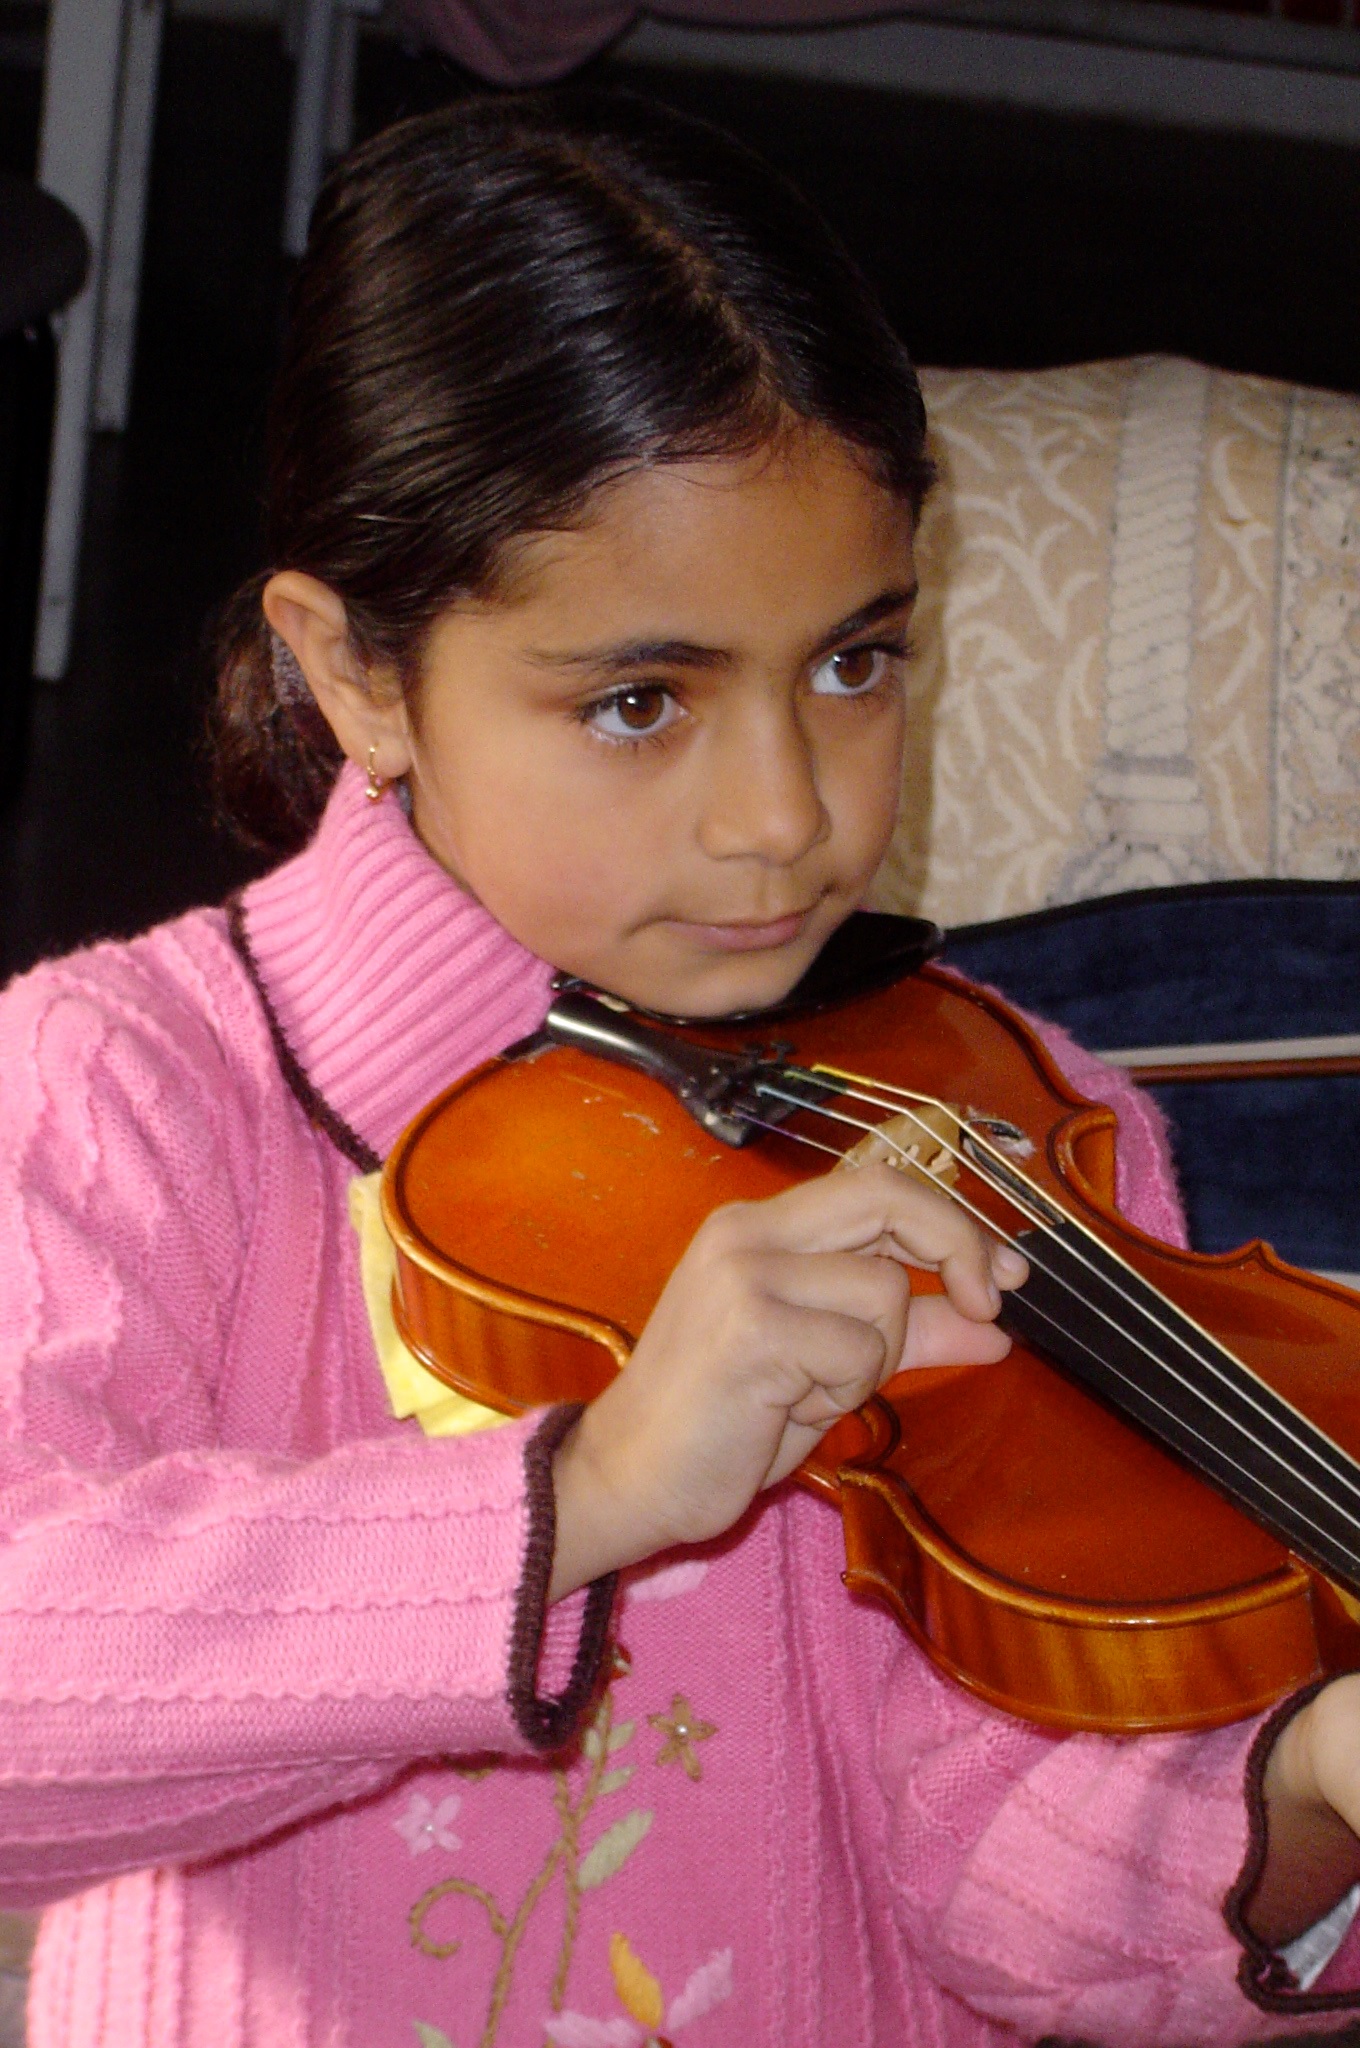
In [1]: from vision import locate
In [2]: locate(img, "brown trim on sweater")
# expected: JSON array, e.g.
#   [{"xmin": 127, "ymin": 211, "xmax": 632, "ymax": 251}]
[
  {"xmin": 1225, "ymin": 1678, "xmax": 1360, "ymax": 2016},
  {"xmin": 224, "ymin": 893, "xmax": 382, "ymax": 1176},
  {"xmin": 510, "ymin": 1404, "xmax": 617, "ymax": 1752},
  {"xmin": 226, "ymin": 900, "xmax": 613, "ymax": 1742}
]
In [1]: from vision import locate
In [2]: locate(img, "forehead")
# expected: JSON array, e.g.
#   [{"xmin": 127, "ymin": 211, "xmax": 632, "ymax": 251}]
[{"xmin": 489, "ymin": 431, "xmax": 915, "ymax": 644}]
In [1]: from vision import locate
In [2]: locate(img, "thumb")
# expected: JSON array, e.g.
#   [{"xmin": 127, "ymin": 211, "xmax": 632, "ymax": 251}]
[{"xmin": 899, "ymin": 1295, "xmax": 1014, "ymax": 1374}]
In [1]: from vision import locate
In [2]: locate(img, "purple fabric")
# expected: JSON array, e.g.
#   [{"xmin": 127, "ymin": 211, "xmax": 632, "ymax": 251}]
[{"xmin": 392, "ymin": 0, "xmax": 914, "ymax": 87}]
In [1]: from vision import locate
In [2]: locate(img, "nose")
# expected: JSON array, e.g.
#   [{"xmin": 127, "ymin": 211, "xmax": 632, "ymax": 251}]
[{"xmin": 696, "ymin": 697, "xmax": 829, "ymax": 867}]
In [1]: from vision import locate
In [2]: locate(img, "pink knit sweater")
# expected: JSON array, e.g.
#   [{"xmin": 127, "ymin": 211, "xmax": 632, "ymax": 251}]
[{"xmin": 0, "ymin": 764, "xmax": 1355, "ymax": 2048}]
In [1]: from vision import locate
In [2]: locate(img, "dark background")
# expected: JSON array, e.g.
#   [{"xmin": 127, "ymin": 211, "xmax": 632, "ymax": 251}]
[{"xmin": 2, "ymin": 14, "xmax": 1359, "ymax": 980}]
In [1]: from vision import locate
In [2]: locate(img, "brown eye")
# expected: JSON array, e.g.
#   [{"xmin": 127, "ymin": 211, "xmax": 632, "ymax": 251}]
[
  {"xmin": 809, "ymin": 646, "xmax": 892, "ymax": 697},
  {"xmin": 614, "ymin": 687, "xmax": 668, "ymax": 730},
  {"xmin": 834, "ymin": 648, "xmax": 875, "ymax": 689},
  {"xmin": 585, "ymin": 684, "xmax": 681, "ymax": 742}
]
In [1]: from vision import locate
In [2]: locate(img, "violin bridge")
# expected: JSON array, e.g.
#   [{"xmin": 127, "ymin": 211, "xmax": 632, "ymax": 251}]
[{"xmin": 837, "ymin": 1104, "xmax": 963, "ymax": 1188}]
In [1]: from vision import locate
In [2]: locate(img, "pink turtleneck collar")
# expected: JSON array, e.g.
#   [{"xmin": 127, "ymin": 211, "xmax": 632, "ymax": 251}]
[{"xmin": 238, "ymin": 764, "xmax": 555, "ymax": 1160}]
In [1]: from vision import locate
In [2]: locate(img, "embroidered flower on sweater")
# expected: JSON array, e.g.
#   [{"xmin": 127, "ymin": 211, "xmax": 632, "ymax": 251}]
[
  {"xmin": 647, "ymin": 1696, "xmax": 716, "ymax": 1782},
  {"xmin": 543, "ymin": 1936, "xmax": 734, "ymax": 2045},
  {"xmin": 394, "ymin": 1791, "xmax": 462, "ymax": 1856},
  {"xmin": 409, "ymin": 1685, "xmax": 657, "ymax": 2044}
]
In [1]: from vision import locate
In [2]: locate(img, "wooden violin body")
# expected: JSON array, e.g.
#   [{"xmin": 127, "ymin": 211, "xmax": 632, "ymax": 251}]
[{"xmin": 382, "ymin": 961, "xmax": 1360, "ymax": 1734}]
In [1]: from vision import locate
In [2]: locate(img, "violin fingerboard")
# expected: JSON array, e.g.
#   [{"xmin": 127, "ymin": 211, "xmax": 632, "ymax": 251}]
[{"xmin": 1003, "ymin": 1226, "xmax": 1360, "ymax": 1597}]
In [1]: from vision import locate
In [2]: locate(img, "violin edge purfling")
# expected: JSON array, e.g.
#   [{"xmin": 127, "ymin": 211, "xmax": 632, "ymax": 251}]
[{"xmin": 384, "ymin": 953, "xmax": 1360, "ymax": 1733}]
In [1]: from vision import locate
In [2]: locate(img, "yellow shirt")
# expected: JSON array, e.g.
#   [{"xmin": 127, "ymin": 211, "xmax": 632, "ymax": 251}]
[{"xmin": 347, "ymin": 1171, "xmax": 508, "ymax": 1439}]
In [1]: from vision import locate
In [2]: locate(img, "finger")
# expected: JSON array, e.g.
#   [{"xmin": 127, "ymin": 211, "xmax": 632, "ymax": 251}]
[
  {"xmin": 755, "ymin": 1248, "xmax": 912, "ymax": 1373},
  {"xmin": 714, "ymin": 1165, "xmax": 999, "ymax": 1289},
  {"xmin": 765, "ymin": 1165, "xmax": 1008, "ymax": 1324},
  {"xmin": 766, "ymin": 1294, "xmax": 1016, "ymax": 1494},
  {"xmin": 762, "ymin": 1413, "xmax": 849, "ymax": 1490},
  {"xmin": 847, "ymin": 1171, "xmax": 1028, "ymax": 1323},
  {"xmin": 900, "ymin": 1294, "xmax": 1013, "ymax": 1372},
  {"xmin": 992, "ymin": 1243, "xmax": 1029, "ymax": 1289},
  {"xmin": 749, "ymin": 1293, "xmax": 890, "ymax": 1414},
  {"xmin": 692, "ymin": 1283, "xmax": 887, "ymax": 1437}
]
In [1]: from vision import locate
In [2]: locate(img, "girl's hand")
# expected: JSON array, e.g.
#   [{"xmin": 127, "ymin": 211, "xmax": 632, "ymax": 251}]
[
  {"xmin": 549, "ymin": 1164, "xmax": 1027, "ymax": 1600},
  {"xmin": 1253, "ymin": 1672, "xmax": 1360, "ymax": 1947}
]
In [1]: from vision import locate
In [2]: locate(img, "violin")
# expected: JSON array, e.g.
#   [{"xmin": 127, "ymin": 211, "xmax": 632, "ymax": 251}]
[{"xmin": 381, "ymin": 913, "xmax": 1360, "ymax": 1734}]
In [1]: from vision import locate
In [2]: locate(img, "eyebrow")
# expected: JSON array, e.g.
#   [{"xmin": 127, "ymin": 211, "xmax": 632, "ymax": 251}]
[{"xmin": 526, "ymin": 584, "xmax": 919, "ymax": 679}]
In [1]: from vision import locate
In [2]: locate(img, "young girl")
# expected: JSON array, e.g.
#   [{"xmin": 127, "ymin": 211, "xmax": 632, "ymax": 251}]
[{"xmin": 2, "ymin": 91, "xmax": 1359, "ymax": 2048}]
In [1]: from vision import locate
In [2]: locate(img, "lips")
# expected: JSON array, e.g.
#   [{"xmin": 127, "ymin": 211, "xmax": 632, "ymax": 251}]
[{"xmin": 667, "ymin": 908, "xmax": 816, "ymax": 952}]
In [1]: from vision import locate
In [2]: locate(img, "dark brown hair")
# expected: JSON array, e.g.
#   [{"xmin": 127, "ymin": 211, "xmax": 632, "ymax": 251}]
[{"xmin": 212, "ymin": 90, "xmax": 933, "ymax": 854}]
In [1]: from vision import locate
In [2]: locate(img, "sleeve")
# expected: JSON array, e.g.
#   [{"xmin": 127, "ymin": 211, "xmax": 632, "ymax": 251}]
[
  {"xmin": 1280, "ymin": 1887, "xmax": 1360, "ymax": 1991},
  {"xmin": 1025, "ymin": 1009, "xmax": 1190, "ymax": 1251},
  {"xmin": 878, "ymin": 1647, "xmax": 1280, "ymax": 2045},
  {"xmin": 877, "ymin": 1018, "xmax": 1360, "ymax": 2043},
  {"xmin": 1222, "ymin": 1691, "xmax": 1360, "ymax": 2021},
  {"xmin": 0, "ymin": 958, "xmax": 611, "ymax": 1909}
]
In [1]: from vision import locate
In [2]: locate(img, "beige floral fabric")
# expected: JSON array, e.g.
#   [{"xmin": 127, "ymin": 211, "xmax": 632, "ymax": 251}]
[{"xmin": 871, "ymin": 357, "xmax": 1360, "ymax": 928}]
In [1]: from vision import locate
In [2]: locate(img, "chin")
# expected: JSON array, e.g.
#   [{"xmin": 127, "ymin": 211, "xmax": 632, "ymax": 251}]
[
  {"xmin": 643, "ymin": 940, "xmax": 825, "ymax": 1021},
  {"xmin": 565, "ymin": 901, "xmax": 855, "ymax": 1020}
]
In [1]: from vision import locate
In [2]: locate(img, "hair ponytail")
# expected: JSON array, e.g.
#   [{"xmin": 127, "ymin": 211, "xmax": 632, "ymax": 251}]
[{"xmin": 211, "ymin": 90, "xmax": 933, "ymax": 856}]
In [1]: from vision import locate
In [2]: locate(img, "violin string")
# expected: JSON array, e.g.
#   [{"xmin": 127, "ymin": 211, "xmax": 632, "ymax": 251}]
[
  {"xmin": 754, "ymin": 1082, "xmax": 1041, "ymax": 1260},
  {"xmin": 742, "ymin": 1087, "xmax": 1335, "ymax": 1529},
  {"xmin": 736, "ymin": 1113, "xmax": 846, "ymax": 1161},
  {"xmin": 735, "ymin": 1103, "xmax": 1333, "ymax": 1548},
  {"xmin": 751, "ymin": 1083, "xmax": 1360, "ymax": 1566},
  {"xmin": 793, "ymin": 1068, "xmax": 1360, "ymax": 1505},
  {"xmin": 819, "ymin": 1062, "xmax": 1325, "ymax": 1429},
  {"xmin": 809, "ymin": 1071, "xmax": 1360, "ymax": 1526},
  {"xmin": 830, "ymin": 1086, "xmax": 1360, "ymax": 1557},
  {"xmin": 752, "ymin": 1078, "xmax": 1360, "ymax": 1558},
  {"xmin": 967, "ymin": 1268, "xmax": 1360, "ymax": 1558},
  {"xmin": 792, "ymin": 1077, "xmax": 1360, "ymax": 1540}
]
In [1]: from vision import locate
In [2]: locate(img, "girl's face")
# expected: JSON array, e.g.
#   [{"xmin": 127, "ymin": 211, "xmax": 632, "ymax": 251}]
[{"xmin": 404, "ymin": 429, "xmax": 914, "ymax": 1017}]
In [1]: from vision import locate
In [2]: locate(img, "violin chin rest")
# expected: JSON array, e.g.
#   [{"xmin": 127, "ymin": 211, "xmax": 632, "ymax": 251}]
[{"xmin": 552, "ymin": 909, "xmax": 943, "ymax": 1026}]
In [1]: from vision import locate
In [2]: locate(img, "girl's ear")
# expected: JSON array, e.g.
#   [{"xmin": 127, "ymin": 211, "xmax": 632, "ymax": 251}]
[{"xmin": 262, "ymin": 570, "xmax": 414, "ymax": 783}]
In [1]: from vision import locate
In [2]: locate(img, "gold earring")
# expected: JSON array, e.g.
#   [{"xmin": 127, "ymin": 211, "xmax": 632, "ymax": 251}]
[{"xmin": 364, "ymin": 745, "xmax": 386, "ymax": 803}]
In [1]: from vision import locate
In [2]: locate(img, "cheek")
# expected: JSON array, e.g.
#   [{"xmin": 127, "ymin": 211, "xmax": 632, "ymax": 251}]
[
  {"xmin": 827, "ymin": 702, "xmax": 907, "ymax": 861},
  {"xmin": 448, "ymin": 771, "xmax": 646, "ymax": 939}
]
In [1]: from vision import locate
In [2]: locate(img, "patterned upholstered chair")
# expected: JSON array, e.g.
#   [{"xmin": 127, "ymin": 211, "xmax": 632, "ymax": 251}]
[
  {"xmin": 869, "ymin": 355, "xmax": 1360, "ymax": 1281},
  {"xmin": 873, "ymin": 355, "xmax": 1359, "ymax": 926}
]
